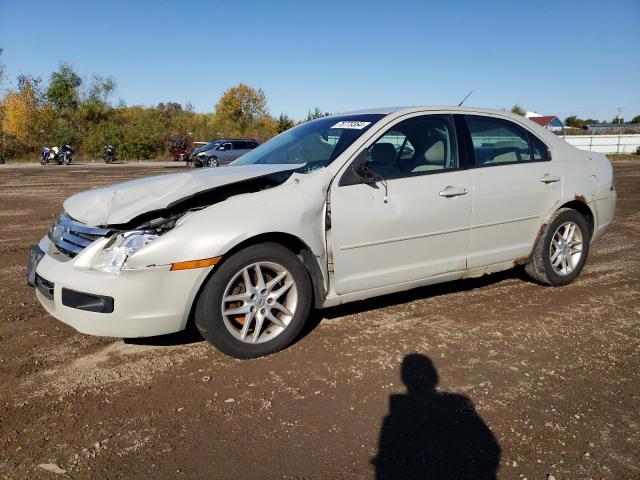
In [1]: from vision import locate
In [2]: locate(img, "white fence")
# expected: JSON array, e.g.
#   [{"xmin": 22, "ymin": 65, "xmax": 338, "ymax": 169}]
[{"xmin": 562, "ymin": 134, "xmax": 640, "ymax": 154}]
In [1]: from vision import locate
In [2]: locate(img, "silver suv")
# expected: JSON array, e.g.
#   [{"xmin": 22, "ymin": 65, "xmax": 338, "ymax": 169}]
[{"xmin": 192, "ymin": 139, "xmax": 260, "ymax": 167}]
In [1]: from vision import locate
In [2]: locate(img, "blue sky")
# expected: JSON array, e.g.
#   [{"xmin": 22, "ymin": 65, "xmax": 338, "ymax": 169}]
[{"xmin": 1, "ymin": 0, "xmax": 638, "ymax": 121}]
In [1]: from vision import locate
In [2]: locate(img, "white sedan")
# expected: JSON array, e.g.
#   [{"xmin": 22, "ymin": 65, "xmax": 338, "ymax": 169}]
[{"xmin": 28, "ymin": 107, "xmax": 616, "ymax": 358}]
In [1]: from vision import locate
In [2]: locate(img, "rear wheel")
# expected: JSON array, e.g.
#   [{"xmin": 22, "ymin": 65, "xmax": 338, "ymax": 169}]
[
  {"xmin": 525, "ymin": 208, "xmax": 590, "ymax": 286},
  {"xmin": 195, "ymin": 243, "xmax": 312, "ymax": 358}
]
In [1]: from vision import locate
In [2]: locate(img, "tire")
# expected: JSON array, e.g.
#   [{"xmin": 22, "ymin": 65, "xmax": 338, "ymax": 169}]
[
  {"xmin": 207, "ymin": 156, "xmax": 219, "ymax": 168},
  {"xmin": 524, "ymin": 208, "xmax": 591, "ymax": 286},
  {"xmin": 195, "ymin": 243, "xmax": 312, "ymax": 359},
  {"xmin": 40, "ymin": 157, "xmax": 47, "ymax": 165}
]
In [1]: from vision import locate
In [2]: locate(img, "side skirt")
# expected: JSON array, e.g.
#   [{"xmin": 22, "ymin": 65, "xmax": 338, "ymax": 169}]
[{"xmin": 321, "ymin": 260, "xmax": 515, "ymax": 307}]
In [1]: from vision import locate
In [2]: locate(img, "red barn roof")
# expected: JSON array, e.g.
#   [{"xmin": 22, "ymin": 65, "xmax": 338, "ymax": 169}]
[{"xmin": 529, "ymin": 116, "xmax": 558, "ymax": 127}]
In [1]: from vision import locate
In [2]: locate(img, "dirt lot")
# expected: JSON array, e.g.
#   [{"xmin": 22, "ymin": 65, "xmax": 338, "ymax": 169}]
[{"xmin": 0, "ymin": 160, "xmax": 638, "ymax": 479}]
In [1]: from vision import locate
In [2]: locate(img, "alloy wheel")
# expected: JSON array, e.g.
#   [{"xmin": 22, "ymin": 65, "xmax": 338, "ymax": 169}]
[
  {"xmin": 221, "ymin": 261, "xmax": 298, "ymax": 344},
  {"xmin": 549, "ymin": 221, "xmax": 583, "ymax": 276}
]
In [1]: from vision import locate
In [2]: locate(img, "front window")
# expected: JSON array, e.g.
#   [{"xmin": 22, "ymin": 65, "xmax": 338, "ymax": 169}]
[
  {"xmin": 232, "ymin": 114, "xmax": 385, "ymax": 172},
  {"xmin": 365, "ymin": 115, "xmax": 458, "ymax": 179}
]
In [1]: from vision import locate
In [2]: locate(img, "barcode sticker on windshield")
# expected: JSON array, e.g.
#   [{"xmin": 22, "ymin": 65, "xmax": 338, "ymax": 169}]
[{"xmin": 331, "ymin": 121, "xmax": 371, "ymax": 129}]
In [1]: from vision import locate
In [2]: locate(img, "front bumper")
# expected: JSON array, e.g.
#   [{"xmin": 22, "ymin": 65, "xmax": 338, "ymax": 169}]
[{"xmin": 31, "ymin": 236, "xmax": 213, "ymax": 338}]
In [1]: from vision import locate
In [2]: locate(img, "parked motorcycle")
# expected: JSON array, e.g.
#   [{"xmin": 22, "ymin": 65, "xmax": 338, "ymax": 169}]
[
  {"xmin": 41, "ymin": 145, "xmax": 73, "ymax": 165},
  {"xmin": 40, "ymin": 147, "xmax": 52, "ymax": 165},
  {"xmin": 104, "ymin": 145, "xmax": 116, "ymax": 164},
  {"xmin": 58, "ymin": 145, "xmax": 73, "ymax": 165}
]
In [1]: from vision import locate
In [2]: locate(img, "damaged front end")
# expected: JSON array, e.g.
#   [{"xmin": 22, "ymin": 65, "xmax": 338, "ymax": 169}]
[{"xmin": 48, "ymin": 168, "xmax": 297, "ymax": 273}]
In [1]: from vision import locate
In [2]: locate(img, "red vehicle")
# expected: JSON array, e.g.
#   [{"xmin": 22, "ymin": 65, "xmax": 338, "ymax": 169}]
[{"xmin": 170, "ymin": 145, "xmax": 189, "ymax": 161}]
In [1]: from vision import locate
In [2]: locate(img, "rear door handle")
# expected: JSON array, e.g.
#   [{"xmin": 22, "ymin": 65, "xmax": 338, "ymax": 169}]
[
  {"xmin": 439, "ymin": 186, "xmax": 468, "ymax": 197},
  {"xmin": 540, "ymin": 173, "xmax": 561, "ymax": 183}
]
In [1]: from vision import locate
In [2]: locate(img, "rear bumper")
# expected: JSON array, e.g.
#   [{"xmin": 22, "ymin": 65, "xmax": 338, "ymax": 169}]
[
  {"xmin": 32, "ymin": 237, "xmax": 213, "ymax": 337},
  {"xmin": 592, "ymin": 189, "xmax": 617, "ymax": 242}
]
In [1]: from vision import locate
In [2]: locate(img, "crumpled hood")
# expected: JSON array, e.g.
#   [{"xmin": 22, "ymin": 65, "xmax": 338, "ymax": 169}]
[{"xmin": 63, "ymin": 164, "xmax": 299, "ymax": 226}]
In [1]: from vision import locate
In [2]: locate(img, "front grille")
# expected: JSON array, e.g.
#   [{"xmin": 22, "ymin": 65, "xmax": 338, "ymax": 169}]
[{"xmin": 48, "ymin": 213, "xmax": 110, "ymax": 258}]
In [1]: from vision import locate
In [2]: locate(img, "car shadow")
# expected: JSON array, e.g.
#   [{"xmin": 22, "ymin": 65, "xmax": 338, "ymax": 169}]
[
  {"xmin": 123, "ymin": 323, "xmax": 204, "ymax": 347},
  {"xmin": 372, "ymin": 353, "xmax": 501, "ymax": 479},
  {"xmin": 299, "ymin": 267, "xmax": 527, "ymax": 340}
]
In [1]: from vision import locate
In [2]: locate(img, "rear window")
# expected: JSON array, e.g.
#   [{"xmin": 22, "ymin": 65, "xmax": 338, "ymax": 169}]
[{"xmin": 466, "ymin": 116, "xmax": 534, "ymax": 165}]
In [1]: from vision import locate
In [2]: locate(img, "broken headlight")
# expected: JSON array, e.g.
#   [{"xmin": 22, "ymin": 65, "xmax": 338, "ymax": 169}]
[{"xmin": 92, "ymin": 231, "xmax": 158, "ymax": 274}]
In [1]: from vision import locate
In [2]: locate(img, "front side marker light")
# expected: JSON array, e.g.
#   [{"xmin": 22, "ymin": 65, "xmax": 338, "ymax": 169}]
[{"xmin": 170, "ymin": 256, "xmax": 222, "ymax": 271}]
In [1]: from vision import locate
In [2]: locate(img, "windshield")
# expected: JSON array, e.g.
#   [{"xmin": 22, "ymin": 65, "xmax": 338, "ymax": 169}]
[
  {"xmin": 202, "ymin": 141, "xmax": 220, "ymax": 151},
  {"xmin": 232, "ymin": 114, "xmax": 385, "ymax": 171}
]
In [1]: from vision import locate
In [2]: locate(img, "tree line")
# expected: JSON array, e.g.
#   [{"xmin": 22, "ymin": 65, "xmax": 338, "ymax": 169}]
[
  {"xmin": 510, "ymin": 104, "xmax": 640, "ymax": 129},
  {"xmin": 0, "ymin": 56, "xmax": 329, "ymax": 161}
]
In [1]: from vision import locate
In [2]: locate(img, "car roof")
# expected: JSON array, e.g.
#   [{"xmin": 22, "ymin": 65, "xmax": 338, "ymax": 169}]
[
  {"xmin": 216, "ymin": 138, "xmax": 258, "ymax": 142},
  {"xmin": 339, "ymin": 105, "xmax": 526, "ymax": 119},
  {"xmin": 336, "ymin": 106, "xmax": 576, "ymax": 156}
]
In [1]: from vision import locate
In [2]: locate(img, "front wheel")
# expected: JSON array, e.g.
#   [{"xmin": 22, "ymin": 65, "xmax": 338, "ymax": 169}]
[
  {"xmin": 195, "ymin": 243, "xmax": 312, "ymax": 358},
  {"xmin": 525, "ymin": 208, "xmax": 591, "ymax": 286},
  {"xmin": 207, "ymin": 157, "xmax": 219, "ymax": 168}
]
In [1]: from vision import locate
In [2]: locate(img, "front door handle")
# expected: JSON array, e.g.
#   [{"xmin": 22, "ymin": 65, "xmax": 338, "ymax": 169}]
[
  {"xmin": 540, "ymin": 173, "xmax": 561, "ymax": 183},
  {"xmin": 439, "ymin": 186, "xmax": 468, "ymax": 198}
]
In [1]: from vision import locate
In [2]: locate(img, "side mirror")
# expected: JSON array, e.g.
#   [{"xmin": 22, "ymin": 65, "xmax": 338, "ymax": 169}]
[
  {"xmin": 218, "ymin": 146, "xmax": 226, "ymax": 151},
  {"xmin": 353, "ymin": 161, "xmax": 376, "ymax": 183}
]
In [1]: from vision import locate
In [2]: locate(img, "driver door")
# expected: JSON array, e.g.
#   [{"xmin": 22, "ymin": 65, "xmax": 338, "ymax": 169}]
[{"xmin": 329, "ymin": 114, "xmax": 473, "ymax": 294}]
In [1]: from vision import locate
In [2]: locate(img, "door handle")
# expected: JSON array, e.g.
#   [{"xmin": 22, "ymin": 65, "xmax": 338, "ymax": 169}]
[
  {"xmin": 439, "ymin": 186, "xmax": 468, "ymax": 197},
  {"xmin": 540, "ymin": 173, "xmax": 560, "ymax": 183}
]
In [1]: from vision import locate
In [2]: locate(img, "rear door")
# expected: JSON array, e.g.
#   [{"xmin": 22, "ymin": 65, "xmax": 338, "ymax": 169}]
[
  {"xmin": 231, "ymin": 141, "xmax": 248, "ymax": 161},
  {"xmin": 462, "ymin": 115, "xmax": 562, "ymax": 267}
]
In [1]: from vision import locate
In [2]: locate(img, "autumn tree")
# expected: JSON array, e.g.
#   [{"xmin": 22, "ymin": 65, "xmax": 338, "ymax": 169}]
[
  {"xmin": 1, "ymin": 75, "xmax": 50, "ymax": 148},
  {"xmin": 213, "ymin": 83, "xmax": 270, "ymax": 137}
]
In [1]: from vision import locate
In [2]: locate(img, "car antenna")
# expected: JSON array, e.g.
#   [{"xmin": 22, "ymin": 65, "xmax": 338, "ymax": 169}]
[{"xmin": 458, "ymin": 90, "xmax": 473, "ymax": 107}]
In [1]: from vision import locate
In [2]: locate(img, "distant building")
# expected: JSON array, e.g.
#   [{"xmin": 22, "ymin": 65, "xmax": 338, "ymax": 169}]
[
  {"xmin": 526, "ymin": 114, "xmax": 565, "ymax": 132},
  {"xmin": 584, "ymin": 123, "xmax": 640, "ymax": 133}
]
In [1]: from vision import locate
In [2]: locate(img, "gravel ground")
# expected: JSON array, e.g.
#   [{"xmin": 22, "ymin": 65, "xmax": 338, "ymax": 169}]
[{"xmin": 0, "ymin": 159, "xmax": 638, "ymax": 479}]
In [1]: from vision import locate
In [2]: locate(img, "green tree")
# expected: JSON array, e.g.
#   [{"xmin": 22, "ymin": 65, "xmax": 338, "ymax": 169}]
[
  {"xmin": 303, "ymin": 106, "xmax": 331, "ymax": 123},
  {"xmin": 46, "ymin": 63, "xmax": 81, "ymax": 114},
  {"xmin": 78, "ymin": 75, "xmax": 116, "ymax": 124},
  {"xmin": 510, "ymin": 105, "xmax": 526, "ymax": 116},
  {"xmin": 276, "ymin": 113, "xmax": 294, "ymax": 133},
  {"xmin": 630, "ymin": 114, "xmax": 640, "ymax": 124},
  {"xmin": 564, "ymin": 115, "xmax": 582, "ymax": 128},
  {"xmin": 0, "ymin": 48, "xmax": 5, "ymax": 90}
]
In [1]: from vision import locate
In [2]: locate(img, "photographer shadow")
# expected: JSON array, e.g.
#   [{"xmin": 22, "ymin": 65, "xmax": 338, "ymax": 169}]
[{"xmin": 372, "ymin": 354, "xmax": 501, "ymax": 480}]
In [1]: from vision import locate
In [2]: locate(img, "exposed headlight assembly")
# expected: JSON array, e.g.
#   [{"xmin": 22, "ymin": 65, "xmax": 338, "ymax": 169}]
[{"xmin": 92, "ymin": 231, "xmax": 158, "ymax": 274}]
